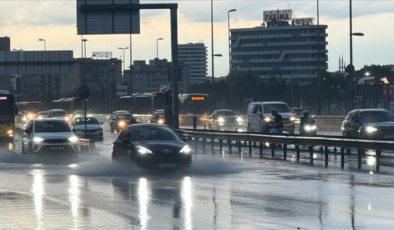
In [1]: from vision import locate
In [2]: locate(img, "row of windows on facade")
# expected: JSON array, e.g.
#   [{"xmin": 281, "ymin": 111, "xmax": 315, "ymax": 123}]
[
  {"xmin": 249, "ymin": 70, "xmax": 318, "ymax": 75},
  {"xmin": 232, "ymin": 45, "xmax": 326, "ymax": 53},
  {"xmin": 232, "ymin": 54, "xmax": 327, "ymax": 60},
  {"xmin": 234, "ymin": 37, "xmax": 326, "ymax": 45},
  {"xmin": 232, "ymin": 28, "xmax": 326, "ymax": 37},
  {"xmin": 233, "ymin": 62, "xmax": 327, "ymax": 68},
  {"xmin": 85, "ymin": 67, "xmax": 117, "ymax": 73}
]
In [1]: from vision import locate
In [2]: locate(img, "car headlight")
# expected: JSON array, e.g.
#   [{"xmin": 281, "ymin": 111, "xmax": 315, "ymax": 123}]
[
  {"xmin": 38, "ymin": 116, "xmax": 43, "ymax": 119},
  {"xmin": 180, "ymin": 145, "xmax": 191, "ymax": 154},
  {"xmin": 264, "ymin": 117, "xmax": 271, "ymax": 122},
  {"xmin": 118, "ymin": 121, "xmax": 126, "ymax": 127},
  {"xmin": 236, "ymin": 117, "xmax": 243, "ymax": 122},
  {"xmin": 304, "ymin": 125, "xmax": 317, "ymax": 131},
  {"xmin": 68, "ymin": 136, "xmax": 79, "ymax": 142},
  {"xmin": 365, "ymin": 126, "xmax": 378, "ymax": 133},
  {"xmin": 138, "ymin": 146, "xmax": 152, "ymax": 155},
  {"xmin": 28, "ymin": 114, "xmax": 33, "ymax": 119},
  {"xmin": 158, "ymin": 119, "xmax": 164, "ymax": 124},
  {"xmin": 218, "ymin": 117, "xmax": 225, "ymax": 123},
  {"xmin": 65, "ymin": 116, "xmax": 70, "ymax": 121},
  {"xmin": 22, "ymin": 117, "xmax": 27, "ymax": 121},
  {"xmin": 33, "ymin": 137, "xmax": 44, "ymax": 143},
  {"xmin": 290, "ymin": 117, "xmax": 295, "ymax": 121},
  {"xmin": 7, "ymin": 129, "xmax": 14, "ymax": 136}
]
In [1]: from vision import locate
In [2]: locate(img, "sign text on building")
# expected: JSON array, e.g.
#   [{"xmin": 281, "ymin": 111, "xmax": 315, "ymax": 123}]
[
  {"xmin": 292, "ymin": 18, "xmax": 315, "ymax": 26},
  {"xmin": 263, "ymin": 9, "xmax": 293, "ymax": 22},
  {"xmin": 92, "ymin": 52, "xmax": 113, "ymax": 59}
]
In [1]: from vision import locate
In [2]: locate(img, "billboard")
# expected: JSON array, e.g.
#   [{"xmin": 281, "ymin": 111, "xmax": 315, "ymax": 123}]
[
  {"xmin": 264, "ymin": 9, "xmax": 293, "ymax": 22},
  {"xmin": 77, "ymin": 0, "xmax": 140, "ymax": 35}
]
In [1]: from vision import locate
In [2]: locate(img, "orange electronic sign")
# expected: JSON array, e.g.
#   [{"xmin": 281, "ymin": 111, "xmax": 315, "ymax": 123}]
[{"xmin": 191, "ymin": 97, "xmax": 205, "ymax": 101}]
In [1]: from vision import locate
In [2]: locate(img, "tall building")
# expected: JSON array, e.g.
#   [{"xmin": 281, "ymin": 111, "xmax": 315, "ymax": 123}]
[
  {"xmin": 124, "ymin": 58, "xmax": 190, "ymax": 94},
  {"xmin": 0, "ymin": 37, "xmax": 10, "ymax": 51},
  {"xmin": 178, "ymin": 43, "xmax": 207, "ymax": 83},
  {"xmin": 230, "ymin": 9, "xmax": 328, "ymax": 83}
]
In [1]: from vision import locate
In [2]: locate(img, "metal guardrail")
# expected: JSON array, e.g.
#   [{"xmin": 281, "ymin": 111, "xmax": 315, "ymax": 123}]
[{"xmin": 176, "ymin": 129, "xmax": 393, "ymax": 172}]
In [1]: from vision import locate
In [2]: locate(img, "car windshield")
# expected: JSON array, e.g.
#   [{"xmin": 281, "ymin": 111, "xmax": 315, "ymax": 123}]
[
  {"xmin": 263, "ymin": 104, "xmax": 290, "ymax": 113},
  {"xmin": 216, "ymin": 111, "xmax": 235, "ymax": 116},
  {"xmin": 52, "ymin": 111, "xmax": 67, "ymax": 117},
  {"xmin": 132, "ymin": 126, "xmax": 179, "ymax": 141},
  {"xmin": 116, "ymin": 114, "xmax": 132, "ymax": 120},
  {"xmin": 38, "ymin": 112, "xmax": 48, "ymax": 116},
  {"xmin": 75, "ymin": 117, "xmax": 99, "ymax": 125},
  {"xmin": 360, "ymin": 111, "xmax": 394, "ymax": 123},
  {"xmin": 34, "ymin": 120, "xmax": 71, "ymax": 133}
]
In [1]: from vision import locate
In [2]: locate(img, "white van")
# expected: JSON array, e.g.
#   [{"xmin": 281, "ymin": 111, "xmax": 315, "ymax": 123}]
[{"xmin": 246, "ymin": 101, "xmax": 295, "ymax": 133}]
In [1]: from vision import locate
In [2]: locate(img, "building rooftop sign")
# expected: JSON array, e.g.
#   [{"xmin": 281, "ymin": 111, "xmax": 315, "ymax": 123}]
[
  {"xmin": 92, "ymin": 51, "xmax": 113, "ymax": 59},
  {"xmin": 292, "ymin": 17, "xmax": 315, "ymax": 26},
  {"xmin": 263, "ymin": 9, "xmax": 293, "ymax": 22}
]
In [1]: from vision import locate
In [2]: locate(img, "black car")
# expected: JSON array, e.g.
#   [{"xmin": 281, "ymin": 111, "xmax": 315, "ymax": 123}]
[
  {"xmin": 149, "ymin": 110, "xmax": 165, "ymax": 125},
  {"xmin": 109, "ymin": 113, "xmax": 135, "ymax": 133},
  {"xmin": 208, "ymin": 109, "xmax": 245, "ymax": 131},
  {"xmin": 108, "ymin": 110, "xmax": 130, "ymax": 124},
  {"xmin": 112, "ymin": 124, "xmax": 192, "ymax": 168},
  {"xmin": 341, "ymin": 109, "xmax": 394, "ymax": 139}
]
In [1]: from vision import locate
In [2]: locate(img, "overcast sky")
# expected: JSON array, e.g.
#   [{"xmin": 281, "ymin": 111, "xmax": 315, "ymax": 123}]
[{"xmin": 1, "ymin": 0, "xmax": 393, "ymax": 77}]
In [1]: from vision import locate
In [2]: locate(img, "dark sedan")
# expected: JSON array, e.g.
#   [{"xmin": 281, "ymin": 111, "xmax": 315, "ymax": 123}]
[
  {"xmin": 112, "ymin": 124, "xmax": 192, "ymax": 169},
  {"xmin": 208, "ymin": 109, "xmax": 245, "ymax": 131},
  {"xmin": 109, "ymin": 113, "xmax": 134, "ymax": 133},
  {"xmin": 341, "ymin": 109, "xmax": 394, "ymax": 139},
  {"xmin": 149, "ymin": 110, "xmax": 165, "ymax": 125}
]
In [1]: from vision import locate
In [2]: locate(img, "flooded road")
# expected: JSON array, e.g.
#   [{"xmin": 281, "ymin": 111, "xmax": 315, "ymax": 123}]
[{"xmin": 0, "ymin": 125, "xmax": 393, "ymax": 229}]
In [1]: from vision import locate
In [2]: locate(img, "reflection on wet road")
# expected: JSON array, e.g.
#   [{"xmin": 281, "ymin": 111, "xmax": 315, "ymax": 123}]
[{"xmin": 0, "ymin": 125, "xmax": 394, "ymax": 229}]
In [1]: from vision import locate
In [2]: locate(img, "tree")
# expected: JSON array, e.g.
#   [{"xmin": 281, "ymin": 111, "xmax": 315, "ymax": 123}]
[{"xmin": 355, "ymin": 65, "xmax": 393, "ymax": 77}]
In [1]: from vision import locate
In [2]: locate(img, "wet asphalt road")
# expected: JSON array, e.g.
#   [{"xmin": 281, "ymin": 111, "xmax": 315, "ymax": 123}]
[{"xmin": 0, "ymin": 125, "xmax": 394, "ymax": 229}]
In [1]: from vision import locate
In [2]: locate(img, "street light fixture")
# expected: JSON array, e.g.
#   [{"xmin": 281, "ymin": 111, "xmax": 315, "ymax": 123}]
[
  {"xmin": 156, "ymin": 38, "xmax": 163, "ymax": 59},
  {"xmin": 228, "ymin": 9, "xmax": 236, "ymax": 74},
  {"xmin": 38, "ymin": 39, "xmax": 46, "ymax": 51},
  {"xmin": 119, "ymin": 47, "xmax": 130, "ymax": 83}
]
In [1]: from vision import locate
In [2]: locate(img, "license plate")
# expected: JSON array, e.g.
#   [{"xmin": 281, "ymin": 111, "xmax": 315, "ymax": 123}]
[
  {"xmin": 384, "ymin": 135, "xmax": 394, "ymax": 139},
  {"xmin": 158, "ymin": 164, "xmax": 177, "ymax": 168},
  {"xmin": 50, "ymin": 146, "xmax": 65, "ymax": 151}
]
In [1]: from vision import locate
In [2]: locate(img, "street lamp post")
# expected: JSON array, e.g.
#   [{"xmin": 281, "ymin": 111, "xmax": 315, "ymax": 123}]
[
  {"xmin": 228, "ymin": 9, "xmax": 236, "ymax": 73},
  {"xmin": 119, "ymin": 47, "xmax": 129, "ymax": 83},
  {"xmin": 156, "ymin": 38, "xmax": 163, "ymax": 59},
  {"xmin": 316, "ymin": 0, "xmax": 321, "ymax": 115},
  {"xmin": 38, "ymin": 39, "xmax": 46, "ymax": 51},
  {"xmin": 82, "ymin": 39, "xmax": 88, "ymax": 59},
  {"xmin": 211, "ymin": 0, "xmax": 215, "ymax": 110},
  {"xmin": 211, "ymin": 54, "xmax": 223, "ymax": 110}
]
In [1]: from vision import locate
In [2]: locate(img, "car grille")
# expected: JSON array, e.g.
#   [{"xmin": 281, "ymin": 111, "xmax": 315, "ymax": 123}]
[
  {"xmin": 380, "ymin": 128, "xmax": 394, "ymax": 134},
  {"xmin": 42, "ymin": 139, "xmax": 69, "ymax": 143}
]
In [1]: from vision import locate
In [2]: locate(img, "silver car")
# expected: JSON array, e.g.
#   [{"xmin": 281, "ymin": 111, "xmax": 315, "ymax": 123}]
[
  {"xmin": 71, "ymin": 116, "xmax": 104, "ymax": 141},
  {"xmin": 22, "ymin": 118, "xmax": 79, "ymax": 156}
]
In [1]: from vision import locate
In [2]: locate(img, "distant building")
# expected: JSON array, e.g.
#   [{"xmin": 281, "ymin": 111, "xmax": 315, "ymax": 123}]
[
  {"xmin": 178, "ymin": 43, "xmax": 207, "ymax": 83},
  {"xmin": 230, "ymin": 9, "xmax": 328, "ymax": 83},
  {"xmin": 124, "ymin": 58, "xmax": 190, "ymax": 94},
  {"xmin": 0, "ymin": 37, "xmax": 10, "ymax": 51},
  {"xmin": 74, "ymin": 58, "xmax": 122, "ymax": 92}
]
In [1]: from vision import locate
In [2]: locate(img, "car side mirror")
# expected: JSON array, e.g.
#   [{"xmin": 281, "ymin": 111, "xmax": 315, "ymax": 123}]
[{"xmin": 182, "ymin": 137, "xmax": 188, "ymax": 142}]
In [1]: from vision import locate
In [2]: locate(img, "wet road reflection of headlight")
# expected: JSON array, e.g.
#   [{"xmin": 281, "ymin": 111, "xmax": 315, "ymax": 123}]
[
  {"xmin": 182, "ymin": 177, "xmax": 193, "ymax": 230},
  {"xmin": 138, "ymin": 178, "xmax": 150, "ymax": 230},
  {"xmin": 218, "ymin": 117, "xmax": 225, "ymax": 123},
  {"xmin": 366, "ymin": 126, "xmax": 378, "ymax": 133}
]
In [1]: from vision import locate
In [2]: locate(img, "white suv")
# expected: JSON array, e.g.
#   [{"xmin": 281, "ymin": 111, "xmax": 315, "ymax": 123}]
[
  {"xmin": 22, "ymin": 118, "xmax": 79, "ymax": 156},
  {"xmin": 246, "ymin": 101, "xmax": 295, "ymax": 134}
]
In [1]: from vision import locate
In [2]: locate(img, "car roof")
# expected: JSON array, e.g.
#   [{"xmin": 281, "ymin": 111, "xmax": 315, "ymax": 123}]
[
  {"xmin": 113, "ymin": 110, "xmax": 129, "ymax": 113},
  {"xmin": 355, "ymin": 109, "xmax": 389, "ymax": 112},
  {"xmin": 215, "ymin": 109, "xmax": 234, "ymax": 112},
  {"xmin": 34, "ymin": 118, "xmax": 67, "ymax": 122},
  {"xmin": 250, "ymin": 101, "xmax": 287, "ymax": 105},
  {"xmin": 129, "ymin": 123, "xmax": 166, "ymax": 128},
  {"xmin": 38, "ymin": 111, "xmax": 48, "ymax": 113},
  {"xmin": 50, "ymin": 109, "xmax": 66, "ymax": 111}
]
